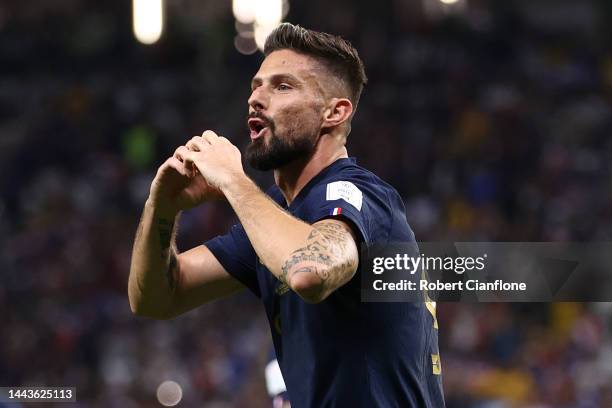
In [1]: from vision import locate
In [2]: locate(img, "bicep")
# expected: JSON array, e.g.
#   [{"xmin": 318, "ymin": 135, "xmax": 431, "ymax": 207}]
[
  {"xmin": 169, "ymin": 245, "xmax": 245, "ymax": 317},
  {"xmin": 312, "ymin": 218, "xmax": 360, "ymax": 275},
  {"xmin": 283, "ymin": 219, "xmax": 359, "ymax": 302}
]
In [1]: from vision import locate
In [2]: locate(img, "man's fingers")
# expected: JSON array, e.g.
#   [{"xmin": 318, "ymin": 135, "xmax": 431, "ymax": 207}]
[
  {"xmin": 173, "ymin": 145, "xmax": 191, "ymax": 162},
  {"xmin": 183, "ymin": 131, "xmax": 221, "ymax": 153},
  {"xmin": 201, "ymin": 130, "xmax": 219, "ymax": 144},
  {"xmin": 164, "ymin": 156, "xmax": 191, "ymax": 177},
  {"xmin": 186, "ymin": 136, "xmax": 207, "ymax": 152},
  {"xmin": 171, "ymin": 131, "xmax": 226, "ymax": 180},
  {"xmin": 181, "ymin": 150, "xmax": 197, "ymax": 169}
]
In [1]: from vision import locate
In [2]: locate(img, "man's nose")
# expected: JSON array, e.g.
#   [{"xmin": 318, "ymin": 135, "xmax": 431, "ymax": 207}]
[{"xmin": 248, "ymin": 87, "xmax": 268, "ymax": 112}]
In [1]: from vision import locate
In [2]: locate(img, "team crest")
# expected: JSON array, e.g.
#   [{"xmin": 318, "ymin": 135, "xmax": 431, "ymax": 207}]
[{"xmin": 325, "ymin": 181, "xmax": 363, "ymax": 211}]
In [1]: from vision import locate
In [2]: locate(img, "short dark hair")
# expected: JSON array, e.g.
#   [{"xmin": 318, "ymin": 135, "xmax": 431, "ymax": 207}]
[{"xmin": 264, "ymin": 23, "xmax": 368, "ymax": 110}]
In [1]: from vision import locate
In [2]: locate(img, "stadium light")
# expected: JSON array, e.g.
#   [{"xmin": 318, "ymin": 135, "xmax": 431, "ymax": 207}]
[
  {"xmin": 253, "ymin": 0, "xmax": 283, "ymax": 51},
  {"xmin": 233, "ymin": 0, "xmax": 257, "ymax": 24},
  {"xmin": 254, "ymin": 22, "xmax": 278, "ymax": 51},
  {"xmin": 133, "ymin": 0, "xmax": 164, "ymax": 45},
  {"xmin": 423, "ymin": 0, "xmax": 466, "ymax": 18},
  {"xmin": 254, "ymin": 0, "xmax": 283, "ymax": 27},
  {"xmin": 235, "ymin": 33, "xmax": 258, "ymax": 55},
  {"xmin": 233, "ymin": 0, "xmax": 285, "ymax": 53}
]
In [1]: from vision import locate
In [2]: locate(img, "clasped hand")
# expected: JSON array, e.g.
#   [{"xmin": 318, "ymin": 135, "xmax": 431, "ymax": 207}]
[{"xmin": 174, "ymin": 130, "xmax": 245, "ymax": 191}]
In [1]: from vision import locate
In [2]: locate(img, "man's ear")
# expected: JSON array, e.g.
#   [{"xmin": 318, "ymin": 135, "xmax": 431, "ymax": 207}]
[{"xmin": 322, "ymin": 98, "xmax": 353, "ymax": 129}]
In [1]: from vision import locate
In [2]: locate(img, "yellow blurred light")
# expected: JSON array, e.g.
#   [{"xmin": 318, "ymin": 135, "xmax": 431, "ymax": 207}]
[
  {"xmin": 133, "ymin": 0, "xmax": 164, "ymax": 45},
  {"xmin": 255, "ymin": 0, "xmax": 283, "ymax": 27},
  {"xmin": 234, "ymin": 0, "xmax": 283, "ymax": 53},
  {"xmin": 439, "ymin": 0, "xmax": 460, "ymax": 4},
  {"xmin": 233, "ymin": 0, "xmax": 256, "ymax": 24},
  {"xmin": 254, "ymin": 21, "xmax": 280, "ymax": 51}
]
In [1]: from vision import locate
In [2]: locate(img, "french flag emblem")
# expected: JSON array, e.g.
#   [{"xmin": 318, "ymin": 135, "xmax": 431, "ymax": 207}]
[{"xmin": 330, "ymin": 207, "xmax": 342, "ymax": 216}]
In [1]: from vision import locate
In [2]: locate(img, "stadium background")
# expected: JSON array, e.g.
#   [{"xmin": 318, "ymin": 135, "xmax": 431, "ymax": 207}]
[{"xmin": 2, "ymin": 0, "xmax": 612, "ymax": 406}]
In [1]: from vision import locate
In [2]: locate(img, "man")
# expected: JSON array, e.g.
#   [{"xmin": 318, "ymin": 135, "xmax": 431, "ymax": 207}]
[{"xmin": 128, "ymin": 23, "xmax": 445, "ymax": 407}]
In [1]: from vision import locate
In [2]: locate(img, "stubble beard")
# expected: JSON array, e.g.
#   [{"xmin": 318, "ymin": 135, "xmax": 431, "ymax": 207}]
[{"xmin": 246, "ymin": 118, "xmax": 320, "ymax": 171}]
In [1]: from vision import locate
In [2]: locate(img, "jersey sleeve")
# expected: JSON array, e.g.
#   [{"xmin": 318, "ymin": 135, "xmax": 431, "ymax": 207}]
[
  {"xmin": 204, "ymin": 223, "xmax": 261, "ymax": 298},
  {"xmin": 303, "ymin": 179, "xmax": 389, "ymax": 245}
]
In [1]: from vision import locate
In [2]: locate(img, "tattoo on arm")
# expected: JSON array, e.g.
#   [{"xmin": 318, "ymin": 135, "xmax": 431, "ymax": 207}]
[
  {"xmin": 280, "ymin": 221, "xmax": 358, "ymax": 296},
  {"xmin": 157, "ymin": 217, "xmax": 177, "ymax": 291},
  {"xmin": 280, "ymin": 248, "xmax": 332, "ymax": 282}
]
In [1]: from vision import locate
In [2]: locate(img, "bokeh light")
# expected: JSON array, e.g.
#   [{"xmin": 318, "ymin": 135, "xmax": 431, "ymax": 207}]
[
  {"xmin": 132, "ymin": 0, "xmax": 164, "ymax": 45},
  {"xmin": 156, "ymin": 380, "xmax": 183, "ymax": 407}
]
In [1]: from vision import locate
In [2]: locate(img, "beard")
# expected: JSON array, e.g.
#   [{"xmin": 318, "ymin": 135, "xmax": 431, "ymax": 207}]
[{"xmin": 245, "ymin": 115, "xmax": 319, "ymax": 171}]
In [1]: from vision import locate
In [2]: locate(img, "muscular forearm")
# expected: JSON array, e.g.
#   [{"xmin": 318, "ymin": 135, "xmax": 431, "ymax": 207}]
[
  {"xmin": 222, "ymin": 175, "xmax": 311, "ymax": 278},
  {"xmin": 128, "ymin": 199, "xmax": 180, "ymax": 318},
  {"xmin": 221, "ymin": 175, "xmax": 357, "ymax": 302}
]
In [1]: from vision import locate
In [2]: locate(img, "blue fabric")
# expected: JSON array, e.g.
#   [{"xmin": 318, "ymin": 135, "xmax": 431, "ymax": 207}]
[{"xmin": 205, "ymin": 158, "xmax": 445, "ymax": 408}]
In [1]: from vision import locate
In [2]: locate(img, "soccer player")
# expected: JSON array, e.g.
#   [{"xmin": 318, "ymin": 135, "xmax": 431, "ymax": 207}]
[{"xmin": 128, "ymin": 23, "xmax": 445, "ymax": 407}]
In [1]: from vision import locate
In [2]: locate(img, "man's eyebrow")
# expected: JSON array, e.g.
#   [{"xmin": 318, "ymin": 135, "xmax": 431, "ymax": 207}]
[{"xmin": 251, "ymin": 73, "xmax": 301, "ymax": 89}]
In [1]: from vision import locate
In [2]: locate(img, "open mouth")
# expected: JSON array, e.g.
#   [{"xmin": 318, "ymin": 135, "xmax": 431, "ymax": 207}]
[{"xmin": 248, "ymin": 118, "xmax": 269, "ymax": 140}]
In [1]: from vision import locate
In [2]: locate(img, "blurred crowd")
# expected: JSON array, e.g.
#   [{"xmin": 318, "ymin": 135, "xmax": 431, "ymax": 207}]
[{"xmin": 1, "ymin": 0, "xmax": 612, "ymax": 407}]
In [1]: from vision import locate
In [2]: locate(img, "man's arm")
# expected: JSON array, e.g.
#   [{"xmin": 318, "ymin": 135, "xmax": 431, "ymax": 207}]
[
  {"xmin": 280, "ymin": 218, "xmax": 359, "ymax": 303},
  {"xmin": 222, "ymin": 176, "xmax": 359, "ymax": 303},
  {"xmin": 128, "ymin": 202, "xmax": 244, "ymax": 320},
  {"xmin": 181, "ymin": 132, "xmax": 359, "ymax": 303}
]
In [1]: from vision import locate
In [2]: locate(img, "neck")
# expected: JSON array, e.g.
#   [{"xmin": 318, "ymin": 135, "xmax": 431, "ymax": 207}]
[{"xmin": 274, "ymin": 136, "xmax": 348, "ymax": 205}]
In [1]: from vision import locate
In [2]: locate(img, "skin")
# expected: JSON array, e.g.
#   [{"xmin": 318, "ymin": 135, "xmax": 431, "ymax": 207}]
[{"xmin": 128, "ymin": 49, "xmax": 360, "ymax": 319}]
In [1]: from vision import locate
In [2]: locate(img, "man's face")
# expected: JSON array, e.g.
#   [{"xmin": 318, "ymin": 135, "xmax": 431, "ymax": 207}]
[{"xmin": 246, "ymin": 49, "xmax": 327, "ymax": 170}]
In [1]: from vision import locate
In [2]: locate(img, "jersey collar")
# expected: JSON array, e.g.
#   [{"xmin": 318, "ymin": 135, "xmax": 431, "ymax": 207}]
[{"xmin": 283, "ymin": 157, "xmax": 357, "ymax": 211}]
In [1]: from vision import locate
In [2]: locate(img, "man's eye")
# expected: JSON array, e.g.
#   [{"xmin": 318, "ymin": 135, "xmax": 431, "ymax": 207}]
[{"xmin": 277, "ymin": 84, "xmax": 291, "ymax": 90}]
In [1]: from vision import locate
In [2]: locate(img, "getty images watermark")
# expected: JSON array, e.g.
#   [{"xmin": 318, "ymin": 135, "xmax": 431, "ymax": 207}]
[
  {"xmin": 361, "ymin": 242, "xmax": 612, "ymax": 302},
  {"xmin": 372, "ymin": 252, "xmax": 525, "ymax": 292}
]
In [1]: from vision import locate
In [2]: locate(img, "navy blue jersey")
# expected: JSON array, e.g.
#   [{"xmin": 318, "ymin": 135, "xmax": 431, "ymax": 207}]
[{"xmin": 206, "ymin": 158, "xmax": 445, "ymax": 407}]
